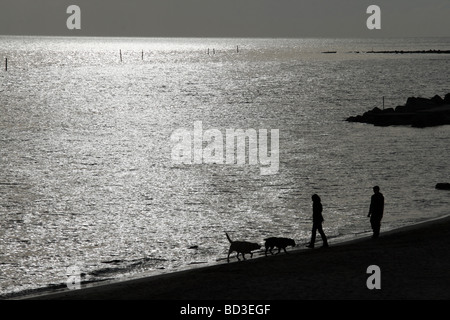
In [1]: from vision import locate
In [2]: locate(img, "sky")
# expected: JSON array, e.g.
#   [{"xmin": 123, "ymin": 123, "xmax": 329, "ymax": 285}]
[{"xmin": 0, "ymin": 0, "xmax": 449, "ymax": 38}]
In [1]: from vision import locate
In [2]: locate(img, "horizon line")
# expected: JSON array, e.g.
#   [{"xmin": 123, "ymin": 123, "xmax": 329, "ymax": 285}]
[{"xmin": 1, "ymin": 34, "xmax": 450, "ymax": 40}]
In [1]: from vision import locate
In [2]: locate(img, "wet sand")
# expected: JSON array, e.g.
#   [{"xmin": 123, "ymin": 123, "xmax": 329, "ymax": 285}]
[{"xmin": 21, "ymin": 215, "xmax": 450, "ymax": 301}]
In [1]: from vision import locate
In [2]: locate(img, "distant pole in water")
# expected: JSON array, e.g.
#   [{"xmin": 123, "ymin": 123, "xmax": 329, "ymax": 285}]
[
  {"xmin": 4, "ymin": 58, "xmax": 7, "ymax": 71},
  {"xmin": 237, "ymin": 45, "xmax": 239, "ymax": 53},
  {"xmin": 207, "ymin": 48, "xmax": 209, "ymax": 55},
  {"xmin": 142, "ymin": 50, "xmax": 144, "ymax": 61},
  {"xmin": 120, "ymin": 50, "xmax": 123, "ymax": 62}
]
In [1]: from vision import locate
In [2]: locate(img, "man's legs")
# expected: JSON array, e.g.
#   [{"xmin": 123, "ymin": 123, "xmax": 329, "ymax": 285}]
[{"xmin": 370, "ymin": 217, "xmax": 381, "ymax": 238}]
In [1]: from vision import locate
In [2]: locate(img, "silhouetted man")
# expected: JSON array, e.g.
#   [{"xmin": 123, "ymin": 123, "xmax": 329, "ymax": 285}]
[{"xmin": 368, "ymin": 186, "xmax": 384, "ymax": 238}]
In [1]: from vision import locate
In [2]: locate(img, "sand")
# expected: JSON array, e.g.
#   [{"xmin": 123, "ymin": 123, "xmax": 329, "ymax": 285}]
[{"xmin": 17, "ymin": 215, "xmax": 450, "ymax": 301}]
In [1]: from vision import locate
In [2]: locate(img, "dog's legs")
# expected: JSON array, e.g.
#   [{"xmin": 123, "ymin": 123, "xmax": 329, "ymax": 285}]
[
  {"xmin": 236, "ymin": 252, "xmax": 241, "ymax": 261},
  {"xmin": 228, "ymin": 248, "xmax": 235, "ymax": 263}
]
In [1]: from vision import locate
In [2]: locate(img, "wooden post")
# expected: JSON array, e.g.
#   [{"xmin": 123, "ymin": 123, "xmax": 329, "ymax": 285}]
[
  {"xmin": 142, "ymin": 50, "xmax": 144, "ymax": 61},
  {"xmin": 5, "ymin": 58, "xmax": 7, "ymax": 71},
  {"xmin": 237, "ymin": 45, "xmax": 239, "ymax": 53},
  {"xmin": 120, "ymin": 50, "xmax": 122, "ymax": 62}
]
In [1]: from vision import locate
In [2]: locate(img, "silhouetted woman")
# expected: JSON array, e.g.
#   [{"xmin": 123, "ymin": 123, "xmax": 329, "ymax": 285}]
[{"xmin": 306, "ymin": 194, "xmax": 329, "ymax": 249}]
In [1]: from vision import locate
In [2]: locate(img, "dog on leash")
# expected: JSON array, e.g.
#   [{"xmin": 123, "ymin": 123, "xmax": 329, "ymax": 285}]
[
  {"xmin": 264, "ymin": 237, "xmax": 296, "ymax": 256},
  {"xmin": 225, "ymin": 232, "xmax": 261, "ymax": 263}
]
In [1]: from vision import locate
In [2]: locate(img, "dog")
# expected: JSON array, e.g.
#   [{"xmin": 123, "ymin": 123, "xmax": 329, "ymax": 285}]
[
  {"xmin": 264, "ymin": 237, "xmax": 296, "ymax": 256},
  {"xmin": 225, "ymin": 232, "xmax": 261, "ymax": 263}
]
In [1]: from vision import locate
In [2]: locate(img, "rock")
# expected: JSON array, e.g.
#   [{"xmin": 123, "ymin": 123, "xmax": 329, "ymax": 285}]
[
  {"xmin": 445, "ymin": 93, "xmax": 450, "ymax": 104},
  {"xmin": 371, "ymin": 107, "xmax": 383, "ymax": 114},
  {"xmin": 395, "ymin": 105, "xmax": 408, "ymax": 113},
  {"xmin": 345, "ymin": 115, "xmax": 361, "ymax": 122},
  {"xmin": 405, "ymin": 97, "xmax": 437, "ymax": 112},
  {"xmin": 431, "ymin": 95, "xmax": 445, "ymax": 105},
  {"xmin": 411, "ymin": 111, "xmax": 450, "ymax": 128},
  {"xmin": 435, "ymin": 183, "xmax": 450, "ymax": 190}
]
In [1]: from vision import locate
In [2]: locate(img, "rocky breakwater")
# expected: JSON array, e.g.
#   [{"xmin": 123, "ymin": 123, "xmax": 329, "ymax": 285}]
[{"xmin": 346, "ymin": 93, "xmax": 450, "ymax": 127}]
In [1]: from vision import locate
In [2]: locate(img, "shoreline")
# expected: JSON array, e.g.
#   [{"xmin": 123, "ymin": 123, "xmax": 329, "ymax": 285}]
[{"xmin": 15, "ymin": 214, "xmax": 450, "ymax": 300}]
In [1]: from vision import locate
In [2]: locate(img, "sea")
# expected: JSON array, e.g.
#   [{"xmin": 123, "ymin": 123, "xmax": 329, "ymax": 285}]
[{"xmin": 0, "ymin": 36, "xmax": 449, "ymax": 298}]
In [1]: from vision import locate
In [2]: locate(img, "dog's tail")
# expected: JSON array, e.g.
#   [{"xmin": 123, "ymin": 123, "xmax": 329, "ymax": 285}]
[{"xmin": 225, "ymin": 232, "xmax": 233, "ymax": 243}]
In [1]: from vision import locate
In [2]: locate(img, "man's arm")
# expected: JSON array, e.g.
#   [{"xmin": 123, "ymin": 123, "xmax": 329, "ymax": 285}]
[{"xmin": 368, "ymin": 196, "xmax": 373, "ymax": 217}]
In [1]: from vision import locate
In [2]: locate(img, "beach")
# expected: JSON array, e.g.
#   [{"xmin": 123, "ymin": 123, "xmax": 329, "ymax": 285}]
[
  {"xmin": 2, "ymin": 37, "xmax": 450, "ymax": 298},
  {"xmin": 20, "ymin": 215, "xmax": 450, "ymax": 301}
]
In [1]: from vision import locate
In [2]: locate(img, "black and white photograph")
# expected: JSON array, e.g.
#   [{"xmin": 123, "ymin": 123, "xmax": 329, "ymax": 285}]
[{"xmin": 1, "ymin": 0, "xmax": 449, "ymax": 310}]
